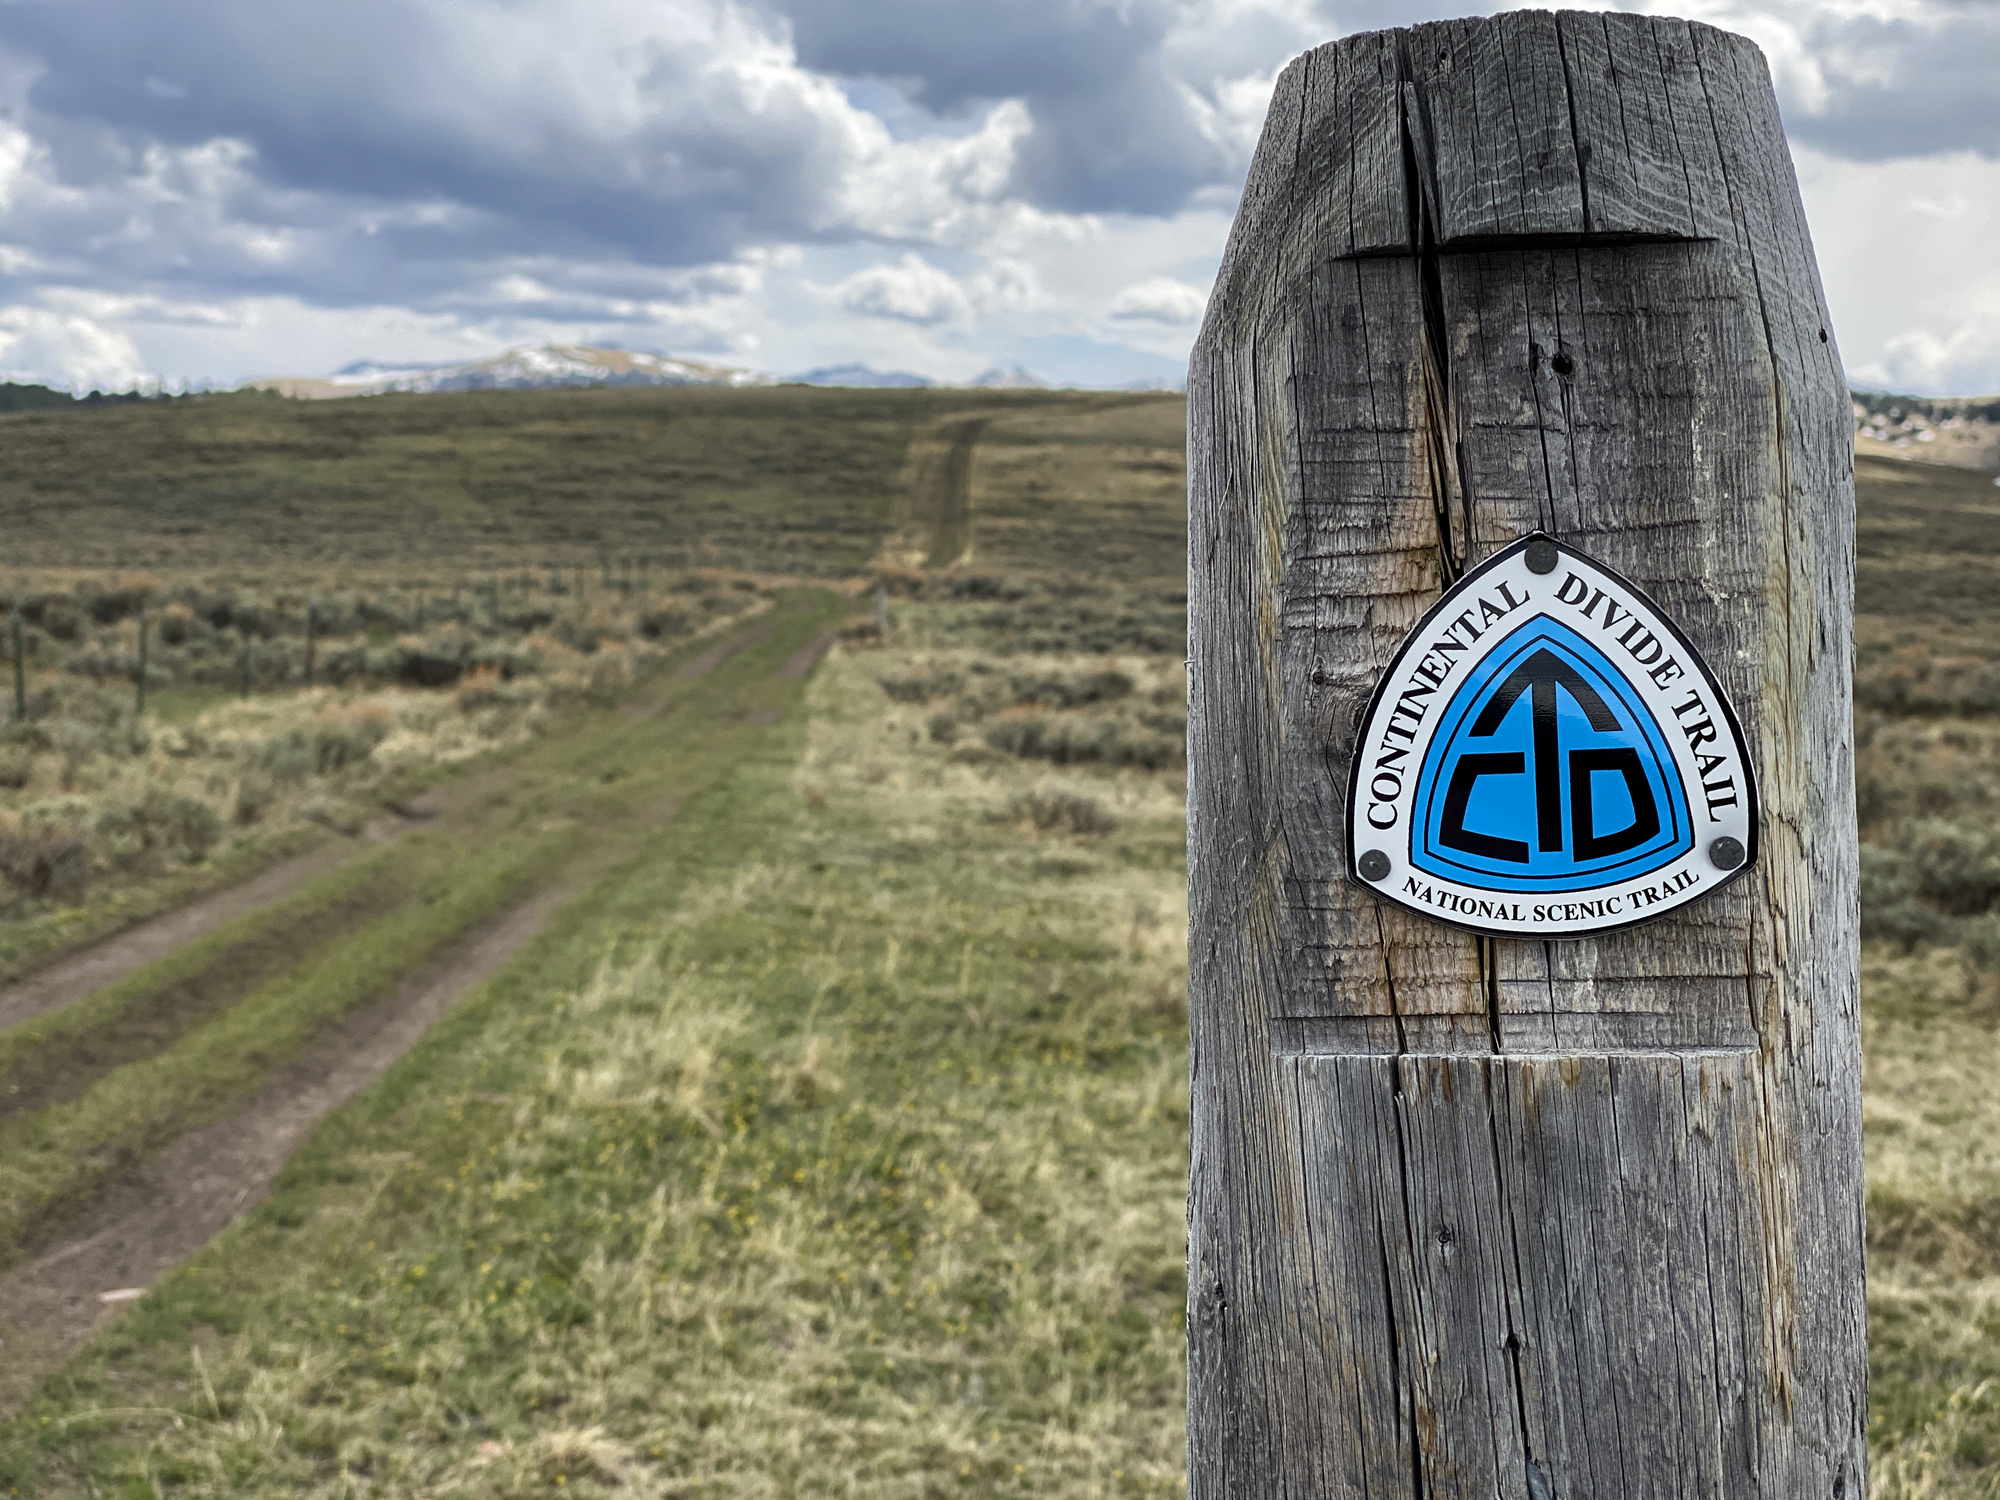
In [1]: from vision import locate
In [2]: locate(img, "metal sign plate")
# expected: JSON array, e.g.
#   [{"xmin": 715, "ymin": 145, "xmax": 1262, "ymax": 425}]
[{"xmin": 1346, "ymin": 533, "xmax": 1758, "ymax": 937}]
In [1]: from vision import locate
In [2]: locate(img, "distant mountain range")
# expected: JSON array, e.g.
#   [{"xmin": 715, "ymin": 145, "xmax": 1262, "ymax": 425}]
[
  {"xmin": 236, "ymin": 345, "xmax": 1102, "ymax": 398},
  {"xmin": 788, "ymin": 363, "xmax": 935, "ymax": 388},
  {"xmin": 966, "ymin": 365, "xmax": 1048, "ymax": 389},
  {"xmin": 787, "ymin": 362, "xmax": 1065, "ymax": 389},
  {"xmin": 240, "ymin": 344, "xmax": 772, "ymax": 398}
]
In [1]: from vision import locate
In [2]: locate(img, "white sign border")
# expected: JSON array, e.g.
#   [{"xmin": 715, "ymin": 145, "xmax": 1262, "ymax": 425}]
[{"xmin": 1343, "ymin": 532, "xmax": 1760, "ymax": 940}]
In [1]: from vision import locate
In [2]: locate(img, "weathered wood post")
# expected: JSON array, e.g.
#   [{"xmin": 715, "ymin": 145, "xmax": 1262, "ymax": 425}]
[
  {"xmin": 10, "ymin": 605, "xmax": 25, "ymax": 721},
  {"xmin": 1187, "ymin": 14, "xmax": 1862, "ymax": 1500},
  {"xmin": 135, "ymin": 603, "xmax": 149, "ymax": 718}
]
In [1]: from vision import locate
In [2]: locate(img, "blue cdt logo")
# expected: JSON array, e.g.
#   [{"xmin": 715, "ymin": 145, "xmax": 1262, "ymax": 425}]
[{"xmin": 1408, "ymin": 615, "xmax": 1692, "ymax": 893}]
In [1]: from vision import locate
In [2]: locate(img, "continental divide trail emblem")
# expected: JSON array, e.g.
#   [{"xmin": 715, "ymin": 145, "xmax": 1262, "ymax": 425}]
[{"xmin": 1346, "ymin": 533, "xmax": 1758, "ymax": 938}]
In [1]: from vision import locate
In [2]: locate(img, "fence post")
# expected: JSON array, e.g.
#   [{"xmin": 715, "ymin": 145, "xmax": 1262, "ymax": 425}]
[
  {"xmin": 1186, "ymin": 16, "xmax": 1863, "ymax": 1500},
  {"xmin": 9, "ymin": 606, "xmax": 24, "ymax": 721},
  {"xmin": 135, "ymin": 604, "xmax": 149, "ymax": 718}
]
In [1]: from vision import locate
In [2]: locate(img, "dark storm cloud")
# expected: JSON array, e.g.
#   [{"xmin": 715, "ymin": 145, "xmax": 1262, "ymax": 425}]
[
  {"xmin": 1772, "ymin": 7, "xmax": 2000, "ymax": 161},
  {"xmin": 771, "ymin": 0, "xmax": 1249, "ymax": 214},
  {"xmin": 0, "ymin": 0, "xmax": 864, "ymax": 288},
  {"xmin": 0, "ymin": 0, "xmax": 1987, "ymax": 328}
]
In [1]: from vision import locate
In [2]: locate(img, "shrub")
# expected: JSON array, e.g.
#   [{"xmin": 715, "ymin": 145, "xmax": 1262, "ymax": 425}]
[
  {"xmin": 0, "ymin": 807, "xmax": 90, "ymax": 899},
  {"xmin": 1004, "ymin": 790, "xmax": 1119, "ymax": 836},
  {"xmin": 314, "ymin": 708, "xmax": 393, "ymax": 772},
  {"xmin": 983, "ymin": 713, "xmax": 1182, "ymax": 771},
  {"xmin": 586, "ymin": 648, "xmax": 636, "ymax": 696},
  {"xmin": 319, "ymin": 644, "xmax": 371, "ymax": 684},
  {"xmin": 636, "ymin": 607, "xmax": 693, "ymax": 641},
  {"xmin": 234, "ymin": 772, "xmax": 277, "ymax": 825},
  {"xmin": 927, "ymin": 712, "xmax": 959, "ymax": 745},
  {"xmin": 470, "ymin": 642, "xmax": 538, "ymax": 680},
  {"xmin": 157, "ymin": 602, "xmax": 204, "ymax": 646},
  {"xmin": 1862, "ymin": 845, "xmax": 1945, "ymax": 948},
  {"xmin": 1908, "ymin": 820, "xmax": 2000, "ymax": 915},
  {"xmin": 1963, "ymin": 912, "xmax": 2000, "ymax": 991},
  {"xmin": 26, "ymin": 596, "xmax": 83, "ymax": 642},
  {"xmin": 456, "ymin": 666, "xmax": 513, "ymax": 711},
  {"xmin": 300, "ymin": 794, "xmax": 365, "ymax": 834},
  {"xmin": 391, "ymin": 636, "xmax": 475, "ymax": 687},
  {"xmin": 260, "ymin": 732, "xmax": 318, "ymax": 784},
  {"xmin": 0, "ymin": 746, "xmax": 32, "ymax": 789},
  {"xmin": 94, "ymin": 788, "xmax": 221, "ymax": 868},
  {"xmin": 1010, "ymin": 669, "xmax": 1134, "ymax": 708},
  {"xmin": 880, "ymin": 668, "xmax": 963, "ymax": 704},
  {"xmin": 79, "ymin": 580, "xmax": 150, "ymax": 625},
  {"xmin": 47, "ymin": 718, "xmax": 103, "ymax": 777}
]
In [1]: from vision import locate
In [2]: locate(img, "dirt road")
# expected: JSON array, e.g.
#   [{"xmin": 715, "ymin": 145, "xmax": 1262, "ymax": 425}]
[
  {"xmin": 0, "ymin": 602, "xmax": 841, "ymax": 1410},
  {"xmin": 0, "ymin": 882, "xmax": 572, "ymax": 1412}
]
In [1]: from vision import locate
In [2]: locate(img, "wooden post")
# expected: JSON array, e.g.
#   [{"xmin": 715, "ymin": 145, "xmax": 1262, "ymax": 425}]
[
  {"xmin": 135, "ymin": 604, "xmax": 149, "ymax": 718},
  {"xmin": 9, "ymin": 606, "xmax": 24, "ymax": 721},
  {"xmin": 1186, "ymin": 15, "xmax": 1862, "ymax": 1500}
]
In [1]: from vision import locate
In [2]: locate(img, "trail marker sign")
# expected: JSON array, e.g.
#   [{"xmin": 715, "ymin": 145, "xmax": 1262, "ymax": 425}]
[
  {"xmin": 1348, "ymin": 532, "xmax": 1757, "ymax": 936},
  {"xmin": 1186, "ymin": 13, "xmax": 1865, "ymax": 1500}
]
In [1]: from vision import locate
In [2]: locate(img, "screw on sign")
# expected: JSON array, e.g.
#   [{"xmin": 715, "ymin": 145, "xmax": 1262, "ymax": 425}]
[{"xmin": 1186, "ymin": 14, "xmax": 1862, "ymax": 1500}]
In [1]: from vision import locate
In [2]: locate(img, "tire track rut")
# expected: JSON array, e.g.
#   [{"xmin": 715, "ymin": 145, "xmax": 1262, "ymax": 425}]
[
  {"xmin": 0, "ymin": 605, "xmax": 836, "ymax": 1409},
  {"xmin": 0, "ymin": 881, "xmax": 574, "ymax": 1412}
]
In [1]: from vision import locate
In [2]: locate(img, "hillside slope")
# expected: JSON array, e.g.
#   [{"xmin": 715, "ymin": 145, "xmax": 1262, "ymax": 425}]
[{"xmin": 0, "ymin": 386, "xmax": 1171, "ymax": 575}]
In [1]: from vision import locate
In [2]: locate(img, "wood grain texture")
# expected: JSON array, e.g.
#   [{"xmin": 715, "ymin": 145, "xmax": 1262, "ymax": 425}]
[{"xmin": 1187, "ymin": 13, "xmax": 1861, "ymax": 1499}]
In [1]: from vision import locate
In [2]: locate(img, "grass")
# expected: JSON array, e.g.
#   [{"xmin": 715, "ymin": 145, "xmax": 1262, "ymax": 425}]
[
  {"xmin": 0, "ymin": 630, "xmax": 1191, "ymax": 1497},
  {"xmin": 0, "ymin": 595, "xmax": 845, "ymax": 1269},
  {"xmin": 1864, "ymin": 946, "xmax": 2000, "ymax": 1500},
  {"xmin": 0, "ymin": 386, "xmax": 1161, "ymax": 575},
  {"xmin": 1846, "ymin": 451, "xmax": 2000, "ymax": 1499},
  {"xmin": 0, "ymin": 386, "xmax": 1187, "ymax": 961},
  {"xmin": 0, "ymin": 848, "xmax": 408, "ymax": 1120},
  {"xmin": 0, "ymin": 574, "xmax": 776, "ymax": 978}
]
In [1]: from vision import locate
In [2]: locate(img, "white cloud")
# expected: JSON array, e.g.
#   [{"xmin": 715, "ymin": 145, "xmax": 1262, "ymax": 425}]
[
  {"xmin": 0, "ymin": 0, "xmax": 1986, "ymax": 390},
  {"xmin": 0, "ymin": 307, "xmax": 149, "ymax": 390},
  {"xmin": 1621, "ymin": 0, "xmax": 2000, "ymax": 159},
  {"xmin": 1109, "ymin": 276, "xmax": 1209, "ymax": 325},
  {"xmin": 970, "ymin": 258, "xmax": 1043, "ymax": 315},
  {"xmin": 0, "ymin": 121, "xmax": 31, "ymax": 211},
  {"xmin": 1795, "ymin": 145, "xmax": 2000, "ymax": 394},
  {"xmin": 836, "ymin": 254, "xmax": 972, "ymax": 326},
  {"xmin": 1872, "ymin": 305, "xmax": 2000, "ymax": 395}
]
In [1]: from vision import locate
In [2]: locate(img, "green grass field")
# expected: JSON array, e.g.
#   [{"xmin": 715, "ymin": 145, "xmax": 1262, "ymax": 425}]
[
  {"xmin": 0, "ymin": 386, "xmax": 1166, "ymax": 576},
  {"xmin": 1849, "ymin": 453, "xmax": 2000, "ymax": 1500},
  {"xmin": 0, "ymin": 613, "xmax": 1193, "ymax": 1499},
  {"xmin": 0, "ymin": 388, "xmax": 1996, "ymax": 1497}
]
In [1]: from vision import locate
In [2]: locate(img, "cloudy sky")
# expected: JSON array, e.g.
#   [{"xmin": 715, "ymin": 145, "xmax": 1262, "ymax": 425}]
[{"xmin": 0, "ymin": 0, "xmax": 1993, "ymax": 394}]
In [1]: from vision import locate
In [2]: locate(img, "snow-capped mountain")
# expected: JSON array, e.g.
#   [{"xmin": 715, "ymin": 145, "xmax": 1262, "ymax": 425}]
[
  {"xmin": 242, "ymin": 344, "xmax": 771, "ymax": 398},
  {"xmin": 968, "ymin": 365, "xmax": 1048, "ymax": 389},
  {"xmin": 786, "ymin": 364, "xmax": 936, "ymax": 388},
  {"xmin": 239, "ymin": 346, "xmax": 1162, "ymax": 400}
]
